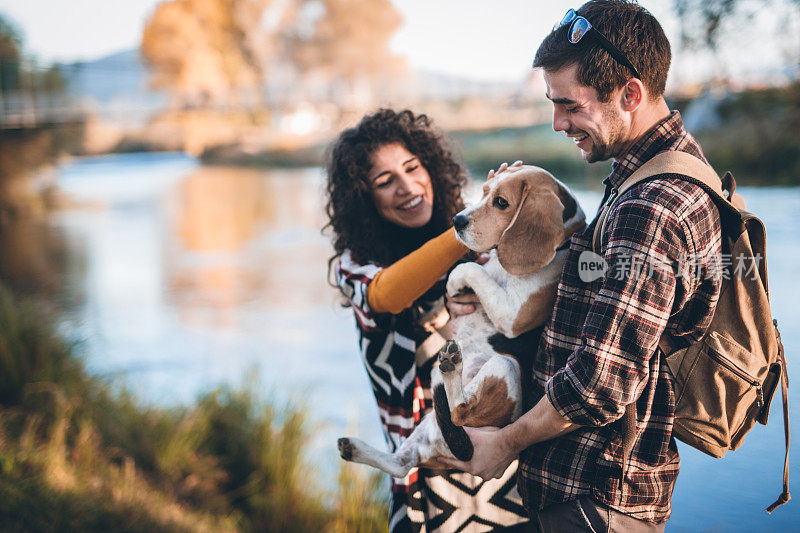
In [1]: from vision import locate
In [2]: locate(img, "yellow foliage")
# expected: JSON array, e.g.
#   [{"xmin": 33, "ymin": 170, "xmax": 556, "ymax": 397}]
[
  {"xmin": 141, "ymin": 0, "xmax": 405, "ymax": 106},
  {"xmin": 141, "ymin": 0, "xmax": 273, "ymax": 106}
]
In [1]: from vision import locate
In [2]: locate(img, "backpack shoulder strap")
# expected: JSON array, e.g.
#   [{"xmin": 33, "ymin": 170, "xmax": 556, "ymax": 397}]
[{"xmin": 592, "ymin": 151, "xmax": 723, "ymax": 253}]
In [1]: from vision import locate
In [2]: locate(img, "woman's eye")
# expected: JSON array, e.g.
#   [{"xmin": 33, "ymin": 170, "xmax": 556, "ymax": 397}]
[
  {"xmin": 374, "ymin": 176, "xmax": 392, "ymax": 188},
  {"xmin": 405, "ymin": 165, "xmax": 418, "ymax": 173},
  {"xmin": 493, "ymin": 197, "xmax": 509, "ymax": 209}
]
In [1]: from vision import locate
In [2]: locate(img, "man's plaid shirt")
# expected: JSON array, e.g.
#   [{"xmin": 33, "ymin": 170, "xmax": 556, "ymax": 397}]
[{"xmin": 518, "ymin": 111, "xmax": 723, "ymax": 523}]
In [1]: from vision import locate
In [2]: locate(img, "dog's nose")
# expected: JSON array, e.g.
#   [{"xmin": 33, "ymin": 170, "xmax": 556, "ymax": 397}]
[{"xmin": 453, "ymin": 214, "xmax": 469, "ymax": 231}]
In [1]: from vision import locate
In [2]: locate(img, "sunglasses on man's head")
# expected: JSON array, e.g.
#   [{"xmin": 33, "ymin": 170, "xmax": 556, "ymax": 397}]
[{"xmin": 556, "ymin": 8, "xmax": 641, "ymax": 80}]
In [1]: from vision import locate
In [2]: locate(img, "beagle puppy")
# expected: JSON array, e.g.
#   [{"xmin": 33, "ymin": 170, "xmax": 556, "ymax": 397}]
[{"xmin": 338, "ymin": 165, "xmax": 586, "ymax": 477}]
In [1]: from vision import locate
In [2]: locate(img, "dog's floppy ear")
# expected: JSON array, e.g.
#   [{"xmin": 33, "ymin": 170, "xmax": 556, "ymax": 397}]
[{"xmin": 497, "ymin": 184, "xmax": 564, "ymax": 276}]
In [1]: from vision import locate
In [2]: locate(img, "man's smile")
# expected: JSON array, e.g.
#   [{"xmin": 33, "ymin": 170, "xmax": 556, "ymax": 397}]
[{"xmin": 568, "ymin": 132, "xmax": 590, "ymax": 149}]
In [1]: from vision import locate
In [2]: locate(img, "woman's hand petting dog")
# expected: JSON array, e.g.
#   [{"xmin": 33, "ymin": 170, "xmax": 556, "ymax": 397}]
[{"xmin": 486, "ymin": 160, "xmax": 523, "ymax": 181}]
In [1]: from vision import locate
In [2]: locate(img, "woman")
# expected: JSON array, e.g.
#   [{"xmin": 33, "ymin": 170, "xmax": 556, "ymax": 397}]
[{"xmin": 325, "ymin": 109, "xmax": 530, "ymax": 532}]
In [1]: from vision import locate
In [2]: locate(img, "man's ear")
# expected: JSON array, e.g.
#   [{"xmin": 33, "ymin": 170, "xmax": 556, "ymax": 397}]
[
  {"xmin": 497, "ymin": 187, "xmax": 564, "ymax": 276},
  {"xmin": 621, "ymin": 78, "xmax": 644, "ymax": 112}
]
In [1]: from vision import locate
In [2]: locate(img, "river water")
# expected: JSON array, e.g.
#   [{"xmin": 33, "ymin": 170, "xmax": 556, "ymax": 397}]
[{"xmin": 6, "ymin": 152, "xmax": 799, "ymax": 531}]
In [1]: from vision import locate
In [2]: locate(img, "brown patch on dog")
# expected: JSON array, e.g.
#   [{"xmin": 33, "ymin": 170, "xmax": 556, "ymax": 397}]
[
  {"xmin": 451, "ymin": 377, "xmax": 516, "ymax": 428},
  {"xmin": 495, "ymin": 176, "xmax": 565, "ymax": 276},
  {"xmin": 511, "ymin": 279, "xmax": 559, "ymax": 336}
]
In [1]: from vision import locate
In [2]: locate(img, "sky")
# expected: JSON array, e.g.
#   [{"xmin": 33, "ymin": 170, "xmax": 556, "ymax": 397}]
[{"xmin": 1, "ymin": 0, "xmax": 798, "ymax": 87}]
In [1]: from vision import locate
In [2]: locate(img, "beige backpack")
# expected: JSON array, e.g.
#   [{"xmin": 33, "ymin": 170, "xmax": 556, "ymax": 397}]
[{"xmin": 592, "ymin": 151, "xmax": 790, "ymax": 512}]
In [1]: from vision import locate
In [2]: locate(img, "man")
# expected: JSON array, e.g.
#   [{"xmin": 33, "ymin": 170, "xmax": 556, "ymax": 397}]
[{"xmin": 443, "ymin": 1, "xmax": 723, "ymax": 531}]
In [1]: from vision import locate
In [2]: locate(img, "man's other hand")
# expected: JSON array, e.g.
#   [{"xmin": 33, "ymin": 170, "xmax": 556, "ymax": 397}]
[
  {"xmin": 446, "ymin": 253, "xmax": 490, "ymax": 317},
  {"xmin": 446, "ymin": 292, "xmax": 481, "ymax": 317}
]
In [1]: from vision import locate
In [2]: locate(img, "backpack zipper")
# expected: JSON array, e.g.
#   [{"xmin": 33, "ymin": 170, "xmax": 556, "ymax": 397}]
[{"xmin": 707, "ymin": 348, "xmax": 763, "ymax": 408}]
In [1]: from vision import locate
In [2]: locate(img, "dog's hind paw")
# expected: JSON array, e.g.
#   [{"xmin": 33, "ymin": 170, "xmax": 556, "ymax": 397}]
[
  {"xmin": 338, "ymin": 438, "xmax": 354, "ymax": 461},
  {"xmin": 438, "ymin": 341, "xmax": 462, "ymax": 373}
]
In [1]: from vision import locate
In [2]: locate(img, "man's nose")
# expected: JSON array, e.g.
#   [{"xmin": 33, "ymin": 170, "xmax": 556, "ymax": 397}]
[{"xmin": 552, "ymin": 107, "xmax": 569, "ymax": 132}]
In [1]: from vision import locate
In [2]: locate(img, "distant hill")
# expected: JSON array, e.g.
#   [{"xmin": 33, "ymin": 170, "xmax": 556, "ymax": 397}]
[
  {"xmin": 64, "ymin": 49, "xmax": 167, "ymax": 120},
  {"xmin": 62, "ymin": 48, "xmax": 530, "ymax": 115}
]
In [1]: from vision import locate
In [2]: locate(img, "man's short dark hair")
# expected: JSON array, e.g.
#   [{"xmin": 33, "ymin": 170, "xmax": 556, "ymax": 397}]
[{"xmin": 533, "ymin": 0, "xmax": 671, "ymax": 101}]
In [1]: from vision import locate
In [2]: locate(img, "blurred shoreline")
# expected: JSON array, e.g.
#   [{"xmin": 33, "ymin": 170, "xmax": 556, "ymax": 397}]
[{"xmin": 0, "ymin": 81, "xmax": 797, "ymax": 235}]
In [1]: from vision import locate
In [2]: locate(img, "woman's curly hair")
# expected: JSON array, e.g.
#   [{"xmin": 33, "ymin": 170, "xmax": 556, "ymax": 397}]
[{"xmin": 324, "ymin": 109, "xmax": 467, "ymax": 270}]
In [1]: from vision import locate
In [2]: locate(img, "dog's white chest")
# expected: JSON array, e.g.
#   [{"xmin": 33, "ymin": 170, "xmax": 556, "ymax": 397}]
[{"xmin": 450, "ymin": 254, "xmax": 511, "ymax": 380}]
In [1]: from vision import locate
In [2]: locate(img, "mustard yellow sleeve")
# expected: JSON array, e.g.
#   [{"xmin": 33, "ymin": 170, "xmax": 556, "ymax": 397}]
[{"xmin": 367, "ymin": 227, "xmax": 468, "ymax": 314}]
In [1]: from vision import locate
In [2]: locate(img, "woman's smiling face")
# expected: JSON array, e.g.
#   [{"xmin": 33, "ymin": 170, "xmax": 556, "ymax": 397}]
[{"xmin": 368, "ymin": 142, "xmax": 434, "ymax": 229}]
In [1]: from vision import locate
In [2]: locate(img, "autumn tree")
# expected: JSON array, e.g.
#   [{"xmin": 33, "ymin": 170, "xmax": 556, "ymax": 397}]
[
  {"xmin": 141, "ymin": 0, "xmax": 276, "ymax": 106},
  {"xmin": 289, "ymin": 0, "xmax": 404, "ymax": 82},
  {"xmin": 141, "ymin": 0, "xmax": 405, "ymax": 106}
]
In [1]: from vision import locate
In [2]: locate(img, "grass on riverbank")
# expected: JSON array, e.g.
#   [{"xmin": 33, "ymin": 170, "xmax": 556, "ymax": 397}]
[{"xmin": 0, "ymin": 285, "xmax": 387, "ymax": 532}]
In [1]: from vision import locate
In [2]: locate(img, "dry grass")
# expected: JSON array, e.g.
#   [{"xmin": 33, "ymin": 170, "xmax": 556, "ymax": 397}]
[{"xmin": 0, "ymin": 285, "xmax": 388, "ymax": 532}]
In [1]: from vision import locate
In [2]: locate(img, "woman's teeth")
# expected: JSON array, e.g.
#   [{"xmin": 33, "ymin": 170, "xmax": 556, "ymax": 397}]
[{"xmin": 398, "ymin": 196, "xmax": 423, "ymax": 210}]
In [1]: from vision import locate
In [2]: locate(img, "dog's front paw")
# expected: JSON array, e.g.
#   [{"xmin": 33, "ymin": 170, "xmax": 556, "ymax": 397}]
[
  {"xmin": 446, "ymin": 275, "xmax": 467, "ymax": 298},
  {"xmin": 447, "ymin": 262, "xmax": 482, "ymax": 297},
  {"xmin": 438, "ymin": 340, "xmax": 463, "ymax": 374}
]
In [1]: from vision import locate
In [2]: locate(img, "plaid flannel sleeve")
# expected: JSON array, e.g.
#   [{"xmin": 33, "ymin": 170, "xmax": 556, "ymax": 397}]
[{"xmin": 546, "ymin": 193, "xmax": 690, "ymax": 427}]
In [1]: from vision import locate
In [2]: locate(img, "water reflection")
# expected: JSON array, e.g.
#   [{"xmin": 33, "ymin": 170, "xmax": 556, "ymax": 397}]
[
  {"xmin": 19, "ymin": 152, "xmax": 382, "ymax": 456},
  {"xmin": 168, "ymin": 166, "xmax": 276, "ymax": 329},
  {"xmin": 164, "ymin": 164, "xmax": 338, "ymax": 331},
  {"xmin": 174, "ymin": 166, "xmax": 277, "ymax": 252}
]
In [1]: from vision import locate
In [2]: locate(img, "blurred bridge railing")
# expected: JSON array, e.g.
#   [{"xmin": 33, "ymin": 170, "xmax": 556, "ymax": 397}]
[{"xmin": 0, "ymin": 91, "xmax": 88, "ymax": 129}]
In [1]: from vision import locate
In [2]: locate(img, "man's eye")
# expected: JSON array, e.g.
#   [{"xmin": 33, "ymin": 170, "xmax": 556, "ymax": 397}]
[
  {"xmin": 566, "ymin": 106, "xmax": 579, "ymax": 114},
  {"xmin": 493, "ymin": 197, "xmax": 509, "ymax": 209}
]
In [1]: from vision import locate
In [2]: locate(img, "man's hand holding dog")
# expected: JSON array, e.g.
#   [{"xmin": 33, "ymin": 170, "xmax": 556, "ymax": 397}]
[
  {"xmin": 440, "ymin": 426, "xmax": 518, "ymax": 479},
  {"xmin": 440, "ymin": 394, "xmax": 581, "ymax": 480}
]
